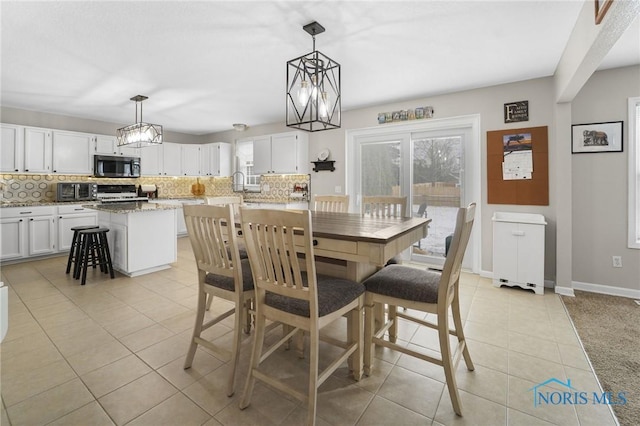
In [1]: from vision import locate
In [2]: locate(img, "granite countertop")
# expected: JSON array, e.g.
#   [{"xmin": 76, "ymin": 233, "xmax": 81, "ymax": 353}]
[
  {"xmin": 0, "ymin": 200, "xmax": 99, "ymax": 208},
  {"xmin": 84, "ymin": 202, "xmax": 181, "ymax": 214}
]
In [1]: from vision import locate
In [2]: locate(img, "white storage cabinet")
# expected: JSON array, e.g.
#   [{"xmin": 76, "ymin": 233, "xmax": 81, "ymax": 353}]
[
  {"xmin": 492, "ymin": 212, "xmax": 546, "ymax": 295},
  {"xmin": 252, "ymin": 131, "xmax": 309, "ymax": 175},
  {"xmin": 0, "ymin": 206, "xmax": 56, "ymax": 260},
  {"xmin": 56, "ymin": 204, "xmax": 98, "ymax": 252}
]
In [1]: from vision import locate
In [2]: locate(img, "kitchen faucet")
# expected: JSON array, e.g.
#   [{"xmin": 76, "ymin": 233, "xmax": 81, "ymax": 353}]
[{"xmin": 232, "ymin": 171, "xmax": 245, "ymax": 193}]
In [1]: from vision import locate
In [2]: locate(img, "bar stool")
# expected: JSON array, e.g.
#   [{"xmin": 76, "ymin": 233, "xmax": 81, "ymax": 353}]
[
  {"xmin": 66, "ymin": 225, "xmax": 99, "ymax": 275},
  {"xmin": 75, "ymin": 228, "xmax": 115, "ymax": 285}
]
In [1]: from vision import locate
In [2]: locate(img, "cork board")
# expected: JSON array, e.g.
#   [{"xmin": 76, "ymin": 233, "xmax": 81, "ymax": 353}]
[{"xmin": 487, "ymin": 126, "xmax": 548, "ymax": 205}]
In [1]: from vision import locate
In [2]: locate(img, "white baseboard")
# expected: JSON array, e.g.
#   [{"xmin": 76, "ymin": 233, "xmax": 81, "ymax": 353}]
[
  {"xmin": 479, "ymin": 269, "xmax": 492, "ymax": 279},
  {"xmin": 554, "ymin": 286, "xmax": 575, "ymax": 297},
  {"xmin": 572, "ymin": 281, "xmax": 640, "ymax": 299}
]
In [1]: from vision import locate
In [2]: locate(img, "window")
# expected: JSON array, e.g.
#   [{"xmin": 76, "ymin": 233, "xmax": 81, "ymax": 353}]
[
  {"xmin": 235, "ymin": 139, "xmax": 260, "ymax": 190},
  {"xmin": 629, "ymin": 97, "xmax": 640, "ymax": 249}
]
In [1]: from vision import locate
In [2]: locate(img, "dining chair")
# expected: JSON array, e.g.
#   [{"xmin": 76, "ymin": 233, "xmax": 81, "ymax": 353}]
[
  {"xmin": 313, "ymin": 194, "xmax": 349, "ymax": 213},
  {"xmin": 362, "ymin": 203, "xmax": 476, "ymax": 416},
  {"xmin": 361, "ymin": 195, "xmax": 407, "ymax": 218},
  {"xmin": 203, "ymin": 195, "xmax": 248, "ymax": 311},
  {"xmin": 238, "ymin": 207, "xmax": 365, "ymax": 426},
  {"xmin": 362, "ymin": 195, "xmax": 408, "ymax": 265},
  {"xmin": 182, "ymin": 204, "xmax": 255, "ymax": 397}
]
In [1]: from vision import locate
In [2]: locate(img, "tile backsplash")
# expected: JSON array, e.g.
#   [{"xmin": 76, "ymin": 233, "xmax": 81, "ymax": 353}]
[{"xmin": 0, "ymin": 174, "xmax": 310, "ymax": 203}]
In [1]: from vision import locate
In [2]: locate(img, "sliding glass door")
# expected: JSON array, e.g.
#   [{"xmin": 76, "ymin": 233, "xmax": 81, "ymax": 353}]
[{"xmin": 348, "ymin": 117, "xmax": 479, "ymax": 272}]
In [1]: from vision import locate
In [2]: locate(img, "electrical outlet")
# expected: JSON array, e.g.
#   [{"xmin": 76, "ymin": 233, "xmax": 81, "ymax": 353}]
[
  {"xmin": 334, "ymin": 185, "xmax": 342, "ymax": 194},
  {"xmin": 612, "ymin": 256, "xmax": 622, "ymax": 268}
]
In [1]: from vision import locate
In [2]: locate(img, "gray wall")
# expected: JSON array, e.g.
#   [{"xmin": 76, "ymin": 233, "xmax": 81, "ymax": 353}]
[
  {"xmin": 209, "ymin": 76, "xmax": 559, "ymax": 280},
  {"xmin": 571, "ymin": 65, "xmax": 640, "ymax": 291}
]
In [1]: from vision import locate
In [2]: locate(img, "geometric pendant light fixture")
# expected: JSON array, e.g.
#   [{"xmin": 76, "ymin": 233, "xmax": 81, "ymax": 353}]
[
  {"xmin": 116, "ymin": 95, "xmax": 163, "ymax": 148},
  {"xmin": 286, "ymin": 21, "xmax": 341, "ymax": 132}
]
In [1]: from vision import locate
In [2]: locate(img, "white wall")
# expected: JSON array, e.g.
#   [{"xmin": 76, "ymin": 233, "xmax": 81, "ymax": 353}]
[{"xmin": 571, "ymin": 65, "xmax": 640, "ymax": 292}]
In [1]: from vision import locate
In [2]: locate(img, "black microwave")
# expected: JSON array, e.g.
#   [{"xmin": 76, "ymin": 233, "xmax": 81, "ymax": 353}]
[{"xmin": 94, "ymin": 155, "xmax": 141, "ymax": 178}]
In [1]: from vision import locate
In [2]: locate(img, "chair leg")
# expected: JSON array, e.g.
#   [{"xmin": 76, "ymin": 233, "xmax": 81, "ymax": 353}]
[
  {"xmin": 452, "ymin": 288, "xmax": 474, "ymax": 371},
  {"xmin": 363, "ymin": 297, "xmax": 375, "ymax": 376},
  {"xmin": 242, "ymin": 298, "xmax": 252, "ymax": 334},
  {"xmin": 205, "ymin": 292, "xmax": 213, "ymax": 311},
  {"xmin": 388, "ymin": 304, "xmax": 398, "ymax": 343},
  {"xmin": 184, "ymin": 285, "xmax": 207, "ymax": 369},
  {"xmin": 80, "ymin": 236, "xmax": 91, "ymax": 285},
  {"xmin": 439, "ymin": 314, "xmax": 463, "ymax": 416},
  {"xmin": 226, "ymin": 296, "xmax": 244, "ymax": 397},
  {"xmin": 307, "ymin": 327, "xmax": 319, "ymax": 426},
  {"xmin": 349, "ymin": 305, "xmax": 363, "ymax": 381},
  {"xmin": 239, "ymin": 307, "xmax": 267, "ymax": 410}
]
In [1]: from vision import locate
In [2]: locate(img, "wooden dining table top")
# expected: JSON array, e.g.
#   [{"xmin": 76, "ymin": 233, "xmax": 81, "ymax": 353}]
[{"xmin": 308, "ymin": 211, "xmax": 431, "ymax": 243}]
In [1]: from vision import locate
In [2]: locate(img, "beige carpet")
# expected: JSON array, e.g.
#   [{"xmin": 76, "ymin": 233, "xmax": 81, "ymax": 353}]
[{"xmin": 562, "ymin": 291, "xmax": 640, "ymax": 426}]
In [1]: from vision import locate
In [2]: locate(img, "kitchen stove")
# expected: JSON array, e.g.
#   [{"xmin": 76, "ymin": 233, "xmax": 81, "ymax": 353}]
[{"xmin": 97, "ymin": 184, "xmax": 149, "ymax": 203}]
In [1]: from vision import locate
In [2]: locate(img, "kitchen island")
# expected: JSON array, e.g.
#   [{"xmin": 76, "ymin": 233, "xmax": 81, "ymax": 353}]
[{"xmin": 85, "ymin": 202, "xmax": 179, "ymax": 277}]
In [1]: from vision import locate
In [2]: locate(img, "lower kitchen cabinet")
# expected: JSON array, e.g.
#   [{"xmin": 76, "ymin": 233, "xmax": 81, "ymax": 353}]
[
  {"xmin": 1, "ymin": 206, "xmax": 56, "ymax": 260},
  {"xmin": 98, "ymin": 208, "xmax": 177, "ymax": 276},
  {"xmin": 56, "ymin": 205, "xmax": 98, "ymax": 252}
]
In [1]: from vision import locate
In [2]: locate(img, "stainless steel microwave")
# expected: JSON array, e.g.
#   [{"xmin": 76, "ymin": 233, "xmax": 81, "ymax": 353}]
[
  {"xmin": 56, "ymin": 182, "xmax": 98, "ymax": 202},
  {"xmin": 94, "ymin": 155, "xmax": 141, "ymax": 178}
]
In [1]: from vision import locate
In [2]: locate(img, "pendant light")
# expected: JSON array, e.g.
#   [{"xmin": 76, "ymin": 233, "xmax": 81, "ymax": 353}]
[
  {"xmin": 286, "ymin": 21, "xmax": 341, "ymax": 132},
  {"xmin": 116, "ymin": 95, "xmax": 163, "ymax": 148}
]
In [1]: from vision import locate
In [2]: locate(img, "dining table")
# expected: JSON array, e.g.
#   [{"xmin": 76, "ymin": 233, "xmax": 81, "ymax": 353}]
[{"xmin": 237, "ymin": 209, "xmax": 431, "ymax": 283}]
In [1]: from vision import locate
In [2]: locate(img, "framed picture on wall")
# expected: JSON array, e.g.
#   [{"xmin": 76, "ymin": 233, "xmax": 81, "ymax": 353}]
[{"xmin": 571, "ymin": 121, "xmax": 623, "ymax": 153}]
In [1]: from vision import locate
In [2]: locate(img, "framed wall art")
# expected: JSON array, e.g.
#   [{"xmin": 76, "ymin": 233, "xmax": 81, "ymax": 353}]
[{"xmin": 571, "ymin": 121, "xmax": 623, "ymax": 153}]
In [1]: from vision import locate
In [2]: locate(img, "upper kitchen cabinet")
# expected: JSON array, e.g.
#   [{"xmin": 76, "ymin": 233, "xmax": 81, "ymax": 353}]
[
  {"xmin": 52, "ymin": 130, "xmax": 93, "ymax": 174},
  {"xmin": 162, "ymin": 142, "xmax": 182, "ymax": 176},
  {"xmin": 140, "ymin": 144, "xmax": 163, "ymax": 176},
  {"xmin": 24, "ymin": 127, "xmax": 53, "ymax": 173},
  {"xmin": 252, "ymin": 131, "xmax": 309, "ymax": 175},
  {"xmin": 0, "ymin": 124, "xmax": 23, "ymax": 172},
  {"xmin": 181, "ymin": 144, "xmax": 201, "ymax": 176},
  {"xmin": 200, "ymin": 143, "xmax": 231, "ymax": 176},
  {"xmin": 94, "ymin": 135, "xmax": 140, "ymax": 157}
]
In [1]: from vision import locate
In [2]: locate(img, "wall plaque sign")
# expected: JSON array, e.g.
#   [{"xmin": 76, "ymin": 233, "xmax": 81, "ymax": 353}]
[{"xmin": 504, "ymin": 100, "xmax": 529, "ymax": 123}]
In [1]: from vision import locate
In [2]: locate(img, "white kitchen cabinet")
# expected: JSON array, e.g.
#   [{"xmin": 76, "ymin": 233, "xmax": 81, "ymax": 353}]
[
  {"xmin": 56, "ymin": 204, "xmax": 98, "ymax": 252},
  {"xmin": 1, "ymin": 124, "xmax": 24, "ymax": 172},
  {"xmin": 181, "ymin": 144, "xmax": 201, "ymax": 176},
  {"xmin": 252, "ymin": 131, "xmax": 308, "ymax": 175},
  {"xmin": 492, "ymin": 212, "xmax": 546, "ymax": 295},
  {"xmin": 97, "ymin": 209, "xmax": 176, "ymax": 276},
  {"xmin": 140, "ymin": 144, "xmax": 163, "ymax": 176},
  {"xmin": 201, "ymin": 143, "xmax": 231, "ymax": 176},
  {"xmin": 24, "ymin": 127, "xmax": 52, "ymax": 173},
  {"xmin": 52, "ymin": 131, "xmax": 93, "ymax": 174},
  {"xmin": 95, "ymin": 135, "xmax": 119, "ymax": 155},
  {"xmin": 94, "ymin": 134, "xmax": 140, "ymax": 157},
  {"xmin": 0, "ymin": 206, "xmax": 56, "ymax": 260},
  {"xmin": 151, "ymin": 199, "xmax": 204, "ymax": 236},
  {"xmin": 162, "ymin": 142, "xmax": 182, "ymax": 176}
]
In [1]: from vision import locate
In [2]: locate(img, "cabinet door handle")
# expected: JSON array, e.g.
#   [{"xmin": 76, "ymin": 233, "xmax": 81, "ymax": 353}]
[
  {"xmin": 59, "ymin": 216, "xmax": 62, "ymax": 219},
  {"xmin": 74, "ymin": 208, "xmax": 84, "ymax": 211},
  {"xmin": 14, "ymin": 169, "xmax": 18, "ymax": 172},
  {"xmin": 30, "ymin": 218, "xmax": 34, "ymax": 221},
  {"xmin": 19, "ymin": 219, "xmax": 23, "ymax": 222},
  {"xmin": 19, "ymin": 211, "xmax": 32, "ymax": 214},
  {"xmin": 512, "ymin": 231, "xmax": 525, "ymax": 236}
]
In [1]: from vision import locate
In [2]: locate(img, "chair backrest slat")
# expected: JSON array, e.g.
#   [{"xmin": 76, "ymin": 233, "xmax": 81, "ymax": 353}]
[
  {"xmin": 314, "ymin": 195, "xmax": 349, "ymax": 213},
  {"xmin": 241, "ymin": 208, "xmax": 315, "ymax": 303},
  {"xmin": 438, "ymin": 203, "xmax": 476, "ymax": 303},
  {"xmin": 362, "ymin": 196, "xmax": 407, "ymax": 218},
  {"xmin": 184, "ymin": 204, "xmax": 240, "ymax": 281}
]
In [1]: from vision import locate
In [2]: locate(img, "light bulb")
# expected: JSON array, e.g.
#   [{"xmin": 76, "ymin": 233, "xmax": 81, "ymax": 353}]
[
  {"xmin": 319, "ymin": 92, "xmax": 329, "ymax": 119},
  {"xmin": 298, "ymin": 80, "xmax": 309, "ymax": 107}
]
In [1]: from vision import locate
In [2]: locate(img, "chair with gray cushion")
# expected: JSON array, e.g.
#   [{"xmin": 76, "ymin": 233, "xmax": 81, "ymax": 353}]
[
  {"xmin": 182, "ymin": 204, "xmax": 254, "ymax": 397},
  {"xmin": 238, "ymin": 207, "xmax": 364, "ymax": 426},
  {"xmin": 362, "ymin": 203, "xmax": 476, "ymax": 416}
]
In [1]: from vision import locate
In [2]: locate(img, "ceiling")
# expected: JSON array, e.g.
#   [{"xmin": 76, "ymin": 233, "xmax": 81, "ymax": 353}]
[{"xmin": 1, "ymin": 1, "xmax": 638, "ymax": 135}]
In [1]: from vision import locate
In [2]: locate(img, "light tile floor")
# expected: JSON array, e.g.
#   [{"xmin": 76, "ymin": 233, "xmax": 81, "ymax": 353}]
[{"xmin": 0, "ymin": 238, "xmax": 618, "ymax": 425}]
